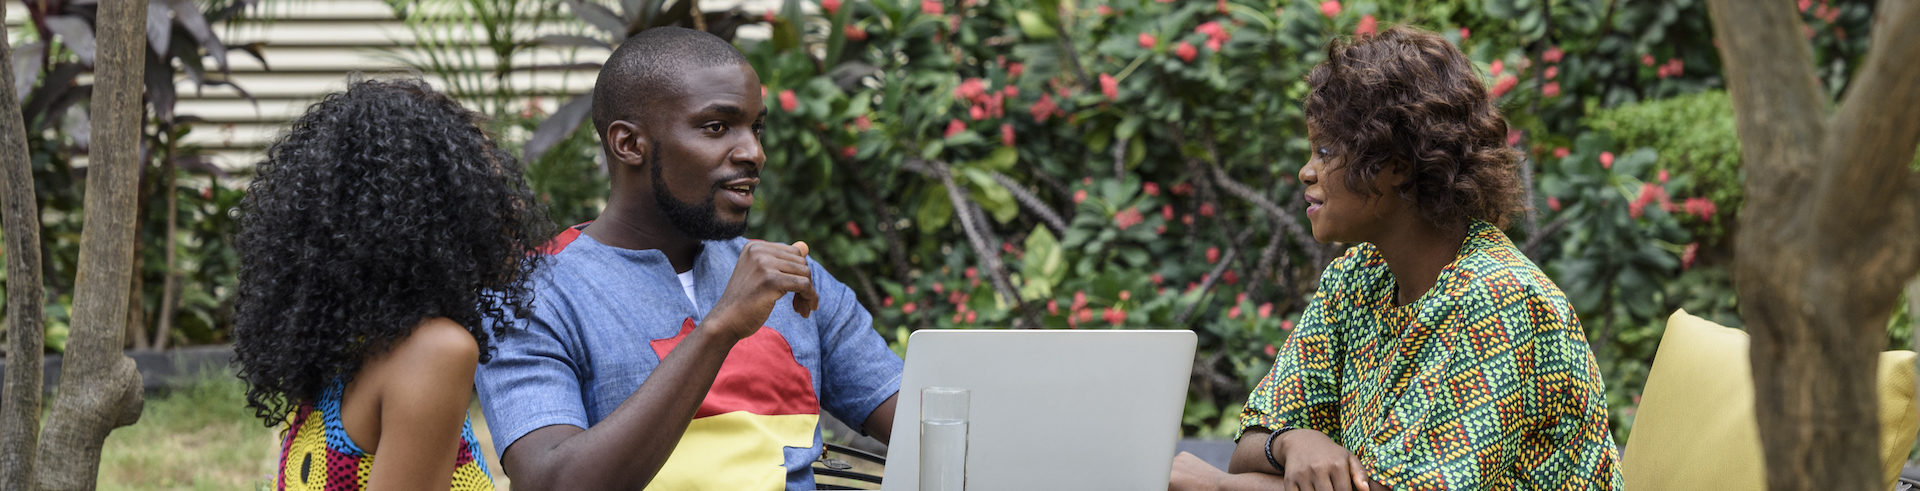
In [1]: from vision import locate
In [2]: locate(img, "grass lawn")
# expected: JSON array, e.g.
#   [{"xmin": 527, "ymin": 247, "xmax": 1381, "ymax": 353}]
[{"xmin": 98, "ymin": 372, "xmax": 278, "ymax": 490}]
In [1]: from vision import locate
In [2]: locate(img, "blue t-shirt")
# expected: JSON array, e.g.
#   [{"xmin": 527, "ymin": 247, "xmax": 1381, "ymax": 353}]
[{"xmin": 475, "ymin": 227, "xmax": 904, "ymax": 490}]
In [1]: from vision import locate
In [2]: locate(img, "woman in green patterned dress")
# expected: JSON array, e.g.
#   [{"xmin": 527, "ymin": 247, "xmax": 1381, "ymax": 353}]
[{"xmin": 1170, "ymin": 26, "xmax": 1622, "ymax": 491}]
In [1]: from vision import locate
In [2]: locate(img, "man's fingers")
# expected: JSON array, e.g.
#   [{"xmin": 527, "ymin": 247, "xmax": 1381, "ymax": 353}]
[
  {"xmin": 792, "ymin": 240, "xmax": 809, "ymax": 257},
  {"xmin": 1347, "ymin": 455, "xmax": 1368, "ymax": 491}
]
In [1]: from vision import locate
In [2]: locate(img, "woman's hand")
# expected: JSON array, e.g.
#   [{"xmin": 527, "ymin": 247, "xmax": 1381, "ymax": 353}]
[
  {"xmin": 1168, "ymin": 451, "xmax": 1227, "ymax": 491},
  {"xmin": 1277, "ymin": 429, "xmax": 1371, "ymax": 491}
]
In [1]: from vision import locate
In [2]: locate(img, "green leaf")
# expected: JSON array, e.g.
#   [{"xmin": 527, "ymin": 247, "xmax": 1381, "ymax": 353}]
[
  {"xmin": 918, "ymin": 186, "xmax": 954, "ymax": 231},
  {"xmin": 1020, "ymin": 226, "xmax": 1065, "ymax": 300},
  {"xmin": 963, "ymin": 168, "xmax": 1019, "ymax": 223},
  {"xmin": 1016, "ymin": 10, "xmax": 1058, "ymax": 39},
  {"xmin": 968, "ymin": 146, "xmax": 1019, "ymax": 173}
]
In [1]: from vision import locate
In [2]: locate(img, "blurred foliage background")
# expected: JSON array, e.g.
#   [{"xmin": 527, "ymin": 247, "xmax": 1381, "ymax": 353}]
[{"xmin": 5, "ymin": 0, "xmax": 1915, "ymax": 446}]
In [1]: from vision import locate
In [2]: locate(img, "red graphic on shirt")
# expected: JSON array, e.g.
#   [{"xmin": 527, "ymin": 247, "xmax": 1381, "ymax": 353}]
[{"xmin": 651, "ymin": 318, "xmax": 819, "ymax": 418}]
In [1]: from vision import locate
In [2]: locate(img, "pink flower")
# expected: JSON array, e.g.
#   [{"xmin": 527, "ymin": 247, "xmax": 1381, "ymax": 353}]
[
  {"xmin": 845, "ymin": 221, "xmax": 861, "ymax": 237},
  {"xmin": 1491, "ymin": 75, "xmax": 1518, "ymax": 98},
  {"xmin": 1355, "ymin": 14, "xmax": 1376, "ymax": 36},
  {"xmin": 1073, "ymin": 189, "xmax": 1088, "ymax": 204},
  {"xmin": 763, "ymin": 10, "xmax": 777, "ymax": 23},
  {"xmin": 1138, "ymin": 33, "xmax": 1158, "ymax": 49},
  {"xmin": 822, "ymin": 0, "xmax": 842, "ymax": 15},
  {"xmin": 1542, "ymin": 81, "xmax": 1561, "ymax": 98},
  {"xmin": 1072, "ymin": 290, "xmax": 1088, "ymax": 310},
  {"xmin": 1666, "ymin": 58, "xmax": 1684, "ymax": 77},
  {"xmin": 841, "ymin": 146, "xmax": 858, "ymax": 158},
  {"xmin": 1507, "ymin": 129, "xmax": 1522, "ymax": 146},
  {"xmin": 1096, "ymin": 4, "xmax": 1113, "ymax": 16},
  {"xmin": 1799, "ymin": 0, "xmax": 1812, "ymax": 11},
  {"xmin": 1196, "ymin": 21, "xmax": 1226, "ymax": 40},
  {"xmin": 1206, "ymin": 247, "xmax": 1220, "ymax": 264},
  {"xmin": 1545, "ymin": 66, "xmax": 1558, "ymax": 80},
  {"xmin": 1161, "ymin": 204, "xmax": 1174, "ymax": 220},
  {"xmin": 1490, "ymin": 59, "xmax": 1504, "ymax": 77},
  {"xmin": 1459, "ymin": 27, "xmax": 1470, "ymax": 40},
  {"xmin": 779, "ymin": 89, "xmax": 798, "ymax": 112},
  {"xmin": 1600, "ymin": 151, "xmax": 1615, "ymax": 169},
  {"xmin": 1143, "ymin": 182, "xmax": 1160, "ymax": 196},
  {"xmin": 944, "ymin": 119, "xmax": 966, "ymax": 138},
  {"xmin": 844, "ymin": 25, "xmax": 868, "ymax": 41},
  {"xmin": 1263, "ymin": 344, "xmax": 1277, "ymax": 356},
  {"xmin": 1222, "ymin": 270, "xmax": 1239, "ymax": 285},
  {"xmin": 1229, "ymin": 305, "xmax": 1242, "ymax": 319},
  {"xmin": 902, "ymin": 302, "xmax": 918, "ymax": 314},
  {"xmin": 1658, "ymin": 169, "xmax": 1669, "ymax": 183},
  {"xmin": 1258, "ymin": 302, "xmax": 1273, "ymax": 318},
  {"xmin": 1181, "ymin": 214, "xmax": 1194, "ymax": 226},
  {"xmin": 1008, "ymin": 62, "xmax": 1025, "ymax": 79},
  {"xmin": 969, "ymin": 104, "xmax": 987, "ymax": 120},
  {"xmin": 1543, "ymin": 46, "xmax": 1564, "ymax": 63},
  {"xmin": 921, "ymin": 0, "xmax": 943, "ymax": 15},
  {"xmin": 1642, "ymin": 54, "xmax": 1655, "ymax": 67},
  {"xmin": 1000, "ymin": 124, "xmax": 1015, "ymax": 146},
  {"xmin": 1047, "ymin": 299, "xmax": 1059, "ymax": 315},
  {"xmin": 1100, "ymin": 73, "xmax": 1119, "ymax": 101},
  {"xmin": 1150, "ymin": 273, "xmax": 1164, "ymax": 285},
  {"xmin": 1629, "ymin": 200, "xmax": 1646, "ymax": 219},
  {"xmin": 966, "ymin": 310, "xmax": 977, "ymax": 323},
  {"xmin": 1199, "ymin": 202, "xmax": 1216, "ymax": 217},
  {"xmin": 1119, "ymin": 290, "xmax": 1132, "ymax": 301},
  {"xmin": 1547, "ymin": 196, "xmax": 1562, "ymax": 211},
  {"xmin": 1078, "ymin": 308, "xmax": 1092, "ymax": 324},
  {"xmin": 1318, "ymin": 0, "xmax": 1341, "ymax": 18},
  {"xmin": 1553, "ymin": 147, "xmax": 1570, "ymax": 158},
  {"xmin": 906, "ymin": 285, "xmax": 916, "ymax": 295},
  {"xmin": 1281, "ymin": 319, "xmax": 1295, "ymax": 331},
  {"xmin": 1236, "ymin": 292, "xmax": 1248, "ymax": 304},
  {"xmin": 854, "ymin": 115, "xmax": 872, "ymax": 131},
  {"xmin": 1206, "ymin": 38, "xmax": 1223, "ymax": 52},
  {"xmin": 1175, "ymin": 42, "xmax": 1197, "ymax": 63},
  {"xmin": 955, "ymin": 78, "xmax": 988, "ymax": 102},
  {"xmin": 884, "ymin": 296, "xmax": 895, "ymax": 307},
  {"xmin": 1103, "ymin": 307, "xmax": 1125, "ymax": 325},
  {"xmin": 933, "ymin": 282, "xmax": 945, "ymax": 294},
  {"xmin": 1217, "ymin": 0, "xmax": 1229, "ymax": 14},
  {"xmin": 1172, "ymin": 182, "xmax": 1194, "ymax": 196},
  {"xmin": 1115, "ymin": 208, "xmax": 1145, "ymax": 230},
  {"xmin": 1030, "ymin": 93, "xmax": 1058, "ymax": 122}
]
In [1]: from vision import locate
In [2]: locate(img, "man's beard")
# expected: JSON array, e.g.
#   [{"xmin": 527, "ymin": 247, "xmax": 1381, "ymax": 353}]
[{"xmin": 650, "ymin": 146, "xmax": 750, "ymax": 241}]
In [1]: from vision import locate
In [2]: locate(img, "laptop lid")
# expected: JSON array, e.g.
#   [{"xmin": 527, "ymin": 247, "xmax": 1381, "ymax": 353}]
[{"xmin": 878, "ymin": 329, "xmax": 1197, "ymax": 491}]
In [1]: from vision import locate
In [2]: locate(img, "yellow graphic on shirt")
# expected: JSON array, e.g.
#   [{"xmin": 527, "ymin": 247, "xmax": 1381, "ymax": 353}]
[{"xmin": 648, "ymin": 411, "xmax": 820, "ymax": 491}]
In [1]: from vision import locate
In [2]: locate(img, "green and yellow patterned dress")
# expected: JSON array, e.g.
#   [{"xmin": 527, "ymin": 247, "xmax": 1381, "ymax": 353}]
[{"xmin": 1240, "ymin": 220, "xmax": 1623, "ymax": 490}]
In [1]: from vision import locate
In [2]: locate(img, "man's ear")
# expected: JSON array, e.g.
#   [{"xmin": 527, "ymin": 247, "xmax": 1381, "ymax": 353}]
[{"xmin": 606, "ymin": 120, "xmax": 650, "ymax": 168}]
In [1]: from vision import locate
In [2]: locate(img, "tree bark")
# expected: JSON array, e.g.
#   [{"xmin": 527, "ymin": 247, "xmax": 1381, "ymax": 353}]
[
  {"xmin": 34, "ymin": 0, "xmax": 149, "ymax": 488},
  {"xmin": 1706, "ymin": 0, "xmax": 1920, "ymax": 489},
  {"xmin": 0, "ymin": 0, "xmax": 49, "ymax": 486}
]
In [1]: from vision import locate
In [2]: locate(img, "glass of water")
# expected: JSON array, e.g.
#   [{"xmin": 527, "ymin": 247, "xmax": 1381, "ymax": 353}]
[{"xmin": 920, "ymin": 386, "xmax": 969, "ymax": 491}]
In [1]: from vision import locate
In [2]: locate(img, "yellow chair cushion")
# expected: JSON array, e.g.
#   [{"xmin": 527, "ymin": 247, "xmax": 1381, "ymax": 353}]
[{"xmin": 1622, "ymin": 309, "xmax": 1919, "ymax": 490}]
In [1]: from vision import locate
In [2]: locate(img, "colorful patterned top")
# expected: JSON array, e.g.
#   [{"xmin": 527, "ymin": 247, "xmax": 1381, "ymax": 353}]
[
  {"xmin": 276, "ymin": 383, "xmax": 495, "ymax": 490},
  {"xmin": 1239, "ymin": 220, "xmax": 1623, "ymax": 490}
]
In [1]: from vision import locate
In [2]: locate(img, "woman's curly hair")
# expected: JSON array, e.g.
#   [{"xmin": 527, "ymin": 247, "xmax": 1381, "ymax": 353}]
[
  {"xmin": 1305, "ymin": 25, "xmax": 1526, "ymax": 228},
  {"xmin": 232, "ymin": 78, "xmax": 550, "ymax": 425}
]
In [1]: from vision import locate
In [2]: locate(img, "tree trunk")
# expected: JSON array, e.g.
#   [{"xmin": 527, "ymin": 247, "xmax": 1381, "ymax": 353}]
[
  {"xmin": 1705, "ymin": 0, "xmax": 1920, "ymax": 489},
  {"xmin": 33, "ymin": 0, "xmax": 150, "ymax": 488},
  {"xmin": 0, "ymin": 0, "xmax": 49, "ymax": 486}
]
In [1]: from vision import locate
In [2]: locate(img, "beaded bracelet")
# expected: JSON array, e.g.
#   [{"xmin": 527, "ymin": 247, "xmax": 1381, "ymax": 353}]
[{"xmin": 1264, "ymin": 426, "xmax": 1300, "ymax": 474}]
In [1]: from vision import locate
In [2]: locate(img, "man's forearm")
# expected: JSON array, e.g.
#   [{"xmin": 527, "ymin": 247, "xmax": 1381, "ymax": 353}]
[{"xmin": 510, "ymin": 328, "xmax": 738, "ymax": 490}]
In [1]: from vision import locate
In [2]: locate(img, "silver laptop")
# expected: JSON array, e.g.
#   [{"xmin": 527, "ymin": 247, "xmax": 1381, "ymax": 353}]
[{"xmin": 878, "ymin": 329, "xmax": 1197, "ymax": 491}]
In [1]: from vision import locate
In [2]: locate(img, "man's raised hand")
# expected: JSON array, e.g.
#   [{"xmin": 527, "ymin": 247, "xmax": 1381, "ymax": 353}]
[{"xmin": 706, "ymin": 241, "xmax": 820, "ymax": 343}]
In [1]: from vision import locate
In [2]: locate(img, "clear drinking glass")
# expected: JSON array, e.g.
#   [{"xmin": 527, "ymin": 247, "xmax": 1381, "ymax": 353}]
[{"xmin": 919, "ymin": 386, "xmax": 970, "ymax": 491}]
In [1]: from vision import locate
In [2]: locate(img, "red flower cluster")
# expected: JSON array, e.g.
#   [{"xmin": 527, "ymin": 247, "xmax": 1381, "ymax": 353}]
[
  {"xmin": 1543, "ymin": 46, "xmax": 1564, "ymax": 63},
  {"xmin": 921, "ymin": 0, "xmax": 943, "ymax": 15},
  {"xmin": 1318, "ymin": 0, "xmax": 1341, "ymax": 18},
  {"xmin": 1682, "ymin": 197, "xmax": 1718, "ymax": 221},
  {"xmin": 1490, "ymin": 75, "xmax": 1519, "ymax": 98},
  {"xmin": 1029, "ymin": 93, "xmax": 1060, "ymax": 122},
  {"xmin": 1656, "ymin": 58, "xmax": 1685, "ymax": 79},
  {"xmin": 822, "ymin": 0, "xmax": 841, "ymax": 15},
  {"xmin": 1195, "ymin": 21, "xmax": 1229, "ymax": 52},
  {"xmin": 1175, "ymin": 42, "xmax": 1198, "ymax": 63},
  {"xmin": 844, "ymin": 25, "xmax": 867, "ymax": 42},
  {"xmin": 779, "ymin": 89, "xmax": 799, "ymax": 112},
  {"xmin": 1138, "ymin": 33, "xmax": 1158, "ymax": 49},
  {"xmin": 1356, "ymin": 14, "xmax": 1377, "ymax": 36},
  {"xmin": 1100, "ymin": 73, "xmax": 1119, "ymax": 101},
  {"xmin": 1114, "ymin": 208, "xmax": 1145, "ymax": 230}
]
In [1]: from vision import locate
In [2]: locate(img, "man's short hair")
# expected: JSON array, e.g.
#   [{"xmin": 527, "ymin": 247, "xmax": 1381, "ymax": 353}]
[{"xmin": 592, "ymin": 27, "xmax": 751, "ymax": 140}]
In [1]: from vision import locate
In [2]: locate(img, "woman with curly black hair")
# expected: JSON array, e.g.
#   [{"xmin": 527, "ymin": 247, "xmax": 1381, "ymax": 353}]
[
  {"xmin": 232, "ymin": 78, "xmax": 547, "ymax": 490},
  {"xmin": 1171, "ymin": 26, "xmax": 1621, "ymax": 491}
]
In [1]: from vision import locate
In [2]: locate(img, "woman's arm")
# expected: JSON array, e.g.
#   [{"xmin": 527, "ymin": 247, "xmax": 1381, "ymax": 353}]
[{"xmin": 365, "ymin": 318, "xmax": 480, "ymax": 491}]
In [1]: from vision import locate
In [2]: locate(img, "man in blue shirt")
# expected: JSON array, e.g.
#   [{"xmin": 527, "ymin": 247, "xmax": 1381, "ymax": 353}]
[{"xmin": 474, "ymin": 27, "xmax": 903, "ymax": 490}]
